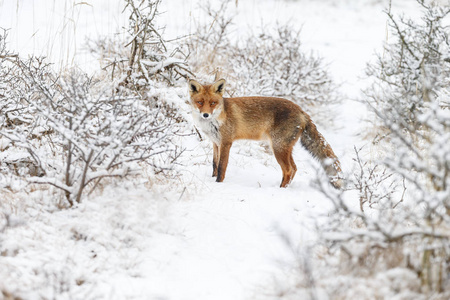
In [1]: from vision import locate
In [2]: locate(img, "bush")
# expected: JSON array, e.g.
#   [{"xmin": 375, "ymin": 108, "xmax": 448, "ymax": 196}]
[
  {"xmin": 189, "ymin": 0, "xmax": 339, "ymax": 120},
  {"xmin": 313, "ymin": 0, "xmax": 450, "ymax": 296},
  {"xmin": 230, "ymin": 25, "xmax": 338, "ymax": 107},
  {"xmin": 0, "ymin": 37, "xmax": 180, "ymax": 207},
  {"xmin": 1, "ymin": 0, "xmax": 195, "ymax": 207},
  {"xmin": 366, "ymin": 0, "xmax": 450, "ymax": 128},
  {"xmin": 88, "ymin": 0, "xmax": 192, "ymax": 89}
]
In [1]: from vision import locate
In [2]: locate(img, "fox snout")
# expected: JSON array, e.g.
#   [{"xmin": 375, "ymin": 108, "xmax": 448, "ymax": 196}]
[{"xmin": 202, "ymin": 113, "xmax": 211, "ymax": 119}]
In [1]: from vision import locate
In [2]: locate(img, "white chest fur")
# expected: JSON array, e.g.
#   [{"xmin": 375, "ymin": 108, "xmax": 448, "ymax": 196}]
[{"xmin": 192, "ymin": 113, "xmax": 222, "ymax": 145}]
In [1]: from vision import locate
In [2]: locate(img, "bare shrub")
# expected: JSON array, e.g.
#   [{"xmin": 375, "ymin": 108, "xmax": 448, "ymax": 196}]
[
  {"xmin": 86, "ymin": 0, "xmax": 194, "ymax": 142},
  {"xmin": 0, "ymin": 40, "xmax": 180, "ymax": 206},
  {"xmin": 1, "ymin": 1, "xmax": 195, "ymax": 207},
  {"xmin": 88, "ymin": 0, "xmax": 192, "ymax": 88},
  {"xmin": 229, "ymin": 25, "xmax": 339, "ymax": 107},
  {"xmin": 310, "ymin": 1, "xmax": 450, "ymax": 297},
  {"xmin": 188, "ymin": 0, "xmax": 235, "ymax": 75},
  {"xmin": 189, "ymin": 1, "xmax": 339, "ymax": 119},
  {"xmin": 365, "ymin": 0, "xmax": 450, "ymax": 128},
  {"xmin": 0, "ymin": 30, "xmax": 42, "ymax": 178},
  {"xmin": 312, "ymin": 144, "xmax": 448, "ymax": 296},
  {"xmin": 351, "ymin": 146, "xmax": 406, "ymax": 212}
]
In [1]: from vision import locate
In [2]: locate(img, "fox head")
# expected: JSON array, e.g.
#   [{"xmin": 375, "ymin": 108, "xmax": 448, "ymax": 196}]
[{"xmin": 188, "ymin": 78, "xmax": 226, "ymax": 120}]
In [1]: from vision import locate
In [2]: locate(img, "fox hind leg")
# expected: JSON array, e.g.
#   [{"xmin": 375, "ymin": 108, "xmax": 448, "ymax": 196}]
[
  {"xmin": 290, "ymin": 154, "xmax": 297, "ymax": 182},
  {"xmin": 273, "ymin": 146, "xmax": 296, "ymax": 188}
]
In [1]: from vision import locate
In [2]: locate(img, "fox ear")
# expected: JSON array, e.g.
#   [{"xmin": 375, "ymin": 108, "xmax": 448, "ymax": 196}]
[
  {"xmin": 212, "ymin": 78, "xmax": 226, "ymax": 96},
  {"xmin": 189, "ymin": 79, "xmax": 202, "ymax": 97}
]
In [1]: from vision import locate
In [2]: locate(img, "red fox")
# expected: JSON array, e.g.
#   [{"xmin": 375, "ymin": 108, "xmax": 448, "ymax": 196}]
[{"xmin": 188, "ymin": 78, "xmax": 344, "ymax": 189}]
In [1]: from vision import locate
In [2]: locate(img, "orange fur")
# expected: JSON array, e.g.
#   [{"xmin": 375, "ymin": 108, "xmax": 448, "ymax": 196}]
[{"xmin": 189, "ymin": 79, "xmax": 343, "ymax": 188}]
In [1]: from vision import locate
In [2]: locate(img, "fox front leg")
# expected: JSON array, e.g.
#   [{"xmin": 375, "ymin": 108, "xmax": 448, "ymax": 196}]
[
  {"xmin": 212, "ymin": 143, "xmax": 219, "ymax": 177},
  {"xmin": 216, "ymin": 142, "xmax": 232, "ymax": 183}
]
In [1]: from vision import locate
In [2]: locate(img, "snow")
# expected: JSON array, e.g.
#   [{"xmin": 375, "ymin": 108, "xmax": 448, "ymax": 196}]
[{"xmin": 0, "ymin": 0, "xmax": 431, "ymax": 299}]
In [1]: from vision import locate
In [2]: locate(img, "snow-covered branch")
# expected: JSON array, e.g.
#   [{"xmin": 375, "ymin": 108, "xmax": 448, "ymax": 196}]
[{"xmin": 0, "ymin": 49, "xmax": 180, "ymax": 206}]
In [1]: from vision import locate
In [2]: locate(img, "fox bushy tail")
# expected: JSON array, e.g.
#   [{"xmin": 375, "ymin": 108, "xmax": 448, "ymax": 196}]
[{"xmin": 300, "ymin": 119, "xmax": 344, "ymax": 189}]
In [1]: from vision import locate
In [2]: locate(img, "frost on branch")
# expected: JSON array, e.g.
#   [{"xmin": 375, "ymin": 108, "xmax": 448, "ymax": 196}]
[
  {"xmin": 314, "ymin": 1, "xmax": 450, "ymax": 296},
  {"xmin": 366, "ymin": 0, "xmax": 450, "ymax": 128},
  {"xmin": 0, "ymin": 51, "xmax": 179, "ymax": 207},
  {"xmin": 0, "ymin": 29, "xmax": 43, "ymax": 178},
  {"xmin": 188, "ymin": 1, "xmax": 339, "ymax": 124},
  {"xmin": 229, "ymin": 25, "xmax": 339, "ymax": 108},
  {"xmin": 89, "ymin": 0, "xmax": 192, "ymax": 88}
]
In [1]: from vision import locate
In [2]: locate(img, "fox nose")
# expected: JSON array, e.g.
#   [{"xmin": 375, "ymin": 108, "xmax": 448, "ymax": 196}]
[{"xmin": 202, "ymin": 113, "xmax": 210, "ymax": 119}]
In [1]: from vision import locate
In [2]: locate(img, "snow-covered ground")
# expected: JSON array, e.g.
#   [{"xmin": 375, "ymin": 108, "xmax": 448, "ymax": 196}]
[{"xmin": 0, "ymin": 0, "xmax": 424, "ymax": 299}]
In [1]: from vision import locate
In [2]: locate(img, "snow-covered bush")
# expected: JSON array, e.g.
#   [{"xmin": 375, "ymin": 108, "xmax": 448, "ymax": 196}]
[
  {"xmin": 0, "ymin": 50, "xmax": 179, "ymax": 207},
  {"xmin": 86, "ymin": 0, "xmax": 192, "ymax": 136},
  {"xmin": 1, "ymin": 0, "xmax": 196, "ymax": 208},
  {"xmin": 188, "ymin": 0, "xmax": 234, "ymax": 75},
  {"xmin": 366, "ymin": 0, "xmax": 450, "ymax": 128},
  {"xmin": 189, "ymin": 1, "xmax": 339, "ymax": 115},
  {"xmin": 230, "ymin": 25, "xmax": 338, "ymax": 107},
  {"xmin": 90, "ymin": 0, "xmax": 192, "ymax": 88},
  {"xmin": 313, "ymin": 1, "xmax": 450, "ymax": 296},
  {"xmin": 0, "ymin": 30, "xmax": 41, "ymax": 178}
]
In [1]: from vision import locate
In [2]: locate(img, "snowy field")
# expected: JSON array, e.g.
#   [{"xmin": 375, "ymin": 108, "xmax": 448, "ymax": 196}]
[{"xmin": 0, "ymin": 0, "xmax": 446, "ymax": 299}]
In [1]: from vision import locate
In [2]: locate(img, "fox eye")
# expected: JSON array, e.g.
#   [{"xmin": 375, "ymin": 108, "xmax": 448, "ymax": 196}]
[
  {"xmin": 197, "ymin": 101, "xmax": 203, "ymax": 106},
  {"xmin": 210, "ymin": 101, "xmax": 216, "ymax": 106}
]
